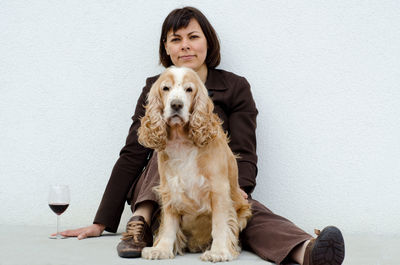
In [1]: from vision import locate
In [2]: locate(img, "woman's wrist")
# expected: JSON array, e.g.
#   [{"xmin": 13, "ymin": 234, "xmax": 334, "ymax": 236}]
[{"xmin": 94, "ymin": 223, "xmax": 106, "ymax": 232}]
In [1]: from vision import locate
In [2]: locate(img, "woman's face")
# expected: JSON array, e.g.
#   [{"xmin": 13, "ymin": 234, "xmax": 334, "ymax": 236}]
[{"xmin": 164, "ymin": 19, "xmax": 208, "ymax": 72}]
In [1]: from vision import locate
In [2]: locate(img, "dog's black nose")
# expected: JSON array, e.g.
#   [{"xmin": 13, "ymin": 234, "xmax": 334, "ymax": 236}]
[{"xmin": 171, "ymin": 99, "xmax": 183, "ymax": 111}]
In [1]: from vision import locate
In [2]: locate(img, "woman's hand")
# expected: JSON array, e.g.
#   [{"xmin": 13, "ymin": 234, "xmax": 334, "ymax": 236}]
[
  {"xmin": 239, "ymin": 188, "xmax": 248, "ymax": 200},
  {"xmin": 51, "ymin": 223, "xmax": 106, "ymax": 240}
]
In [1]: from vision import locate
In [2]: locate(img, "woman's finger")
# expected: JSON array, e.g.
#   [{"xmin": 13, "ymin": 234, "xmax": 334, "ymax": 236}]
[
  {"xmin": 78, "ymin": 232, "xmax": 88, "ymax": 240},
  {"xmin": 239, "ymin": 188, "xmax": 248, "ymax": 199}
]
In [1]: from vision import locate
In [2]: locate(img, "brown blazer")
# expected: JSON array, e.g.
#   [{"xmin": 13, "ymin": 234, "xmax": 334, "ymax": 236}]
[{"xmin": 94, "ymin": 68, "xmax": 258, "ymax": 232}]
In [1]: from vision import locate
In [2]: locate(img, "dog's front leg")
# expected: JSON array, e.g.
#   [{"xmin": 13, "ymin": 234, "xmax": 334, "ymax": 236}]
[
  {"xmin": 142, "ymin": 207, "xmax": 179, "ymax": 259},
  {"xmin": 201, "ymin": 186, "xmax": 239, "ymax": 262}
]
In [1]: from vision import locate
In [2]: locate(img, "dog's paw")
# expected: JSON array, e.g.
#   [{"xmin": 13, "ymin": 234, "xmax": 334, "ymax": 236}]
[
  {"xmin": 200, "ymin": 249, "xmax": 234, "ymax": 262},
  {"xmin": 141, "ymin": 247, "xmax": 175, "ymax": 260}
]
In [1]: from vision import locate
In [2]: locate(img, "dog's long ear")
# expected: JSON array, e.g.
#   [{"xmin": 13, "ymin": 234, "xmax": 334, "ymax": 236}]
[
  {"xmin": 189, "ymin": 78, "xmax": 221, "ymax": 147},
  {"xmin": 138, "ymin": 78, "xmax": 167, "ymax": 151}
]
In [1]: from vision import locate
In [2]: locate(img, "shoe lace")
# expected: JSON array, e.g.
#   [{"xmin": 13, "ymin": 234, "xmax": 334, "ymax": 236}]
[{"xmin": 121, "ymin": 220, "xmax": 145, "ymax": 243}]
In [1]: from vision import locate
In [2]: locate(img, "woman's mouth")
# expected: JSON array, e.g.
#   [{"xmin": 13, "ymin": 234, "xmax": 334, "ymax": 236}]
[{"xmin": 179, "ymin": 55, "xmax": 195, "ymax": 60}]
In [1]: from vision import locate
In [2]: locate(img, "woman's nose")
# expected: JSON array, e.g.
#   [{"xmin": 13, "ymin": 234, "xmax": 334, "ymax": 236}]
[{"xmin": 181, "ymin": 39, "xmax": 190, "ymax": 50}]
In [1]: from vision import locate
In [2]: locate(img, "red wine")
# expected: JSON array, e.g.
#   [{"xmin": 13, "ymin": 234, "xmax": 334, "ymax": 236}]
[{"xmin": 49, "ymin": 203, "xmax": 69, "ymax": 215}]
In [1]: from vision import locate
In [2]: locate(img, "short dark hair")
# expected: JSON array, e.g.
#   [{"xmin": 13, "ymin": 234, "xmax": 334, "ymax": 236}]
[{"xmin": 159, "ymin": 7, "xmax": 221, "ymax": 68}]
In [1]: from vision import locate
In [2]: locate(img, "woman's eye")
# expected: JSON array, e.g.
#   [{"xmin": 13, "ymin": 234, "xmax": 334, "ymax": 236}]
[
  {"xmin": 186, "ymin": 87, "xmax": 193, "ymax": 93},
  {"xmin": 171, "ymin": 38, "xmax": 180, "ymax": 42},
  {"xmin": 190, "ymin": 35, "xmax": 199, "ymax": 39},
  {"xmin": 162, "ymin": 86, "xmax": 169, "ymax": 91}
]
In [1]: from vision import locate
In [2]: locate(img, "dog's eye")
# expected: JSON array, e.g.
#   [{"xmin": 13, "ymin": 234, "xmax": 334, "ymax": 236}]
[
  {"xmin": 186, "ymin": 87, "xmax": 193, "ymax": 93},
  {"xmin": 162, "ymin": 86, "xmax": 169, "ymax": 91}
]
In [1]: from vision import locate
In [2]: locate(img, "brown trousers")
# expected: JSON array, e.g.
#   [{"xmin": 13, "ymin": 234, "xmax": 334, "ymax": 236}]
[{"xmin": 129, "ymin": 153, "xmax": 311, "ymax": 265}]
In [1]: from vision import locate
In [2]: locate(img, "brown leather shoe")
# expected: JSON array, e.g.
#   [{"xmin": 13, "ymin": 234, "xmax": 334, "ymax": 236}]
[
  {"xmin": 117, "ymin": 216, "xmax": 153, "ymax": 258},
  {"xmin": 303, "ymin": 226, "xmax": 345, "ymax": 265}
]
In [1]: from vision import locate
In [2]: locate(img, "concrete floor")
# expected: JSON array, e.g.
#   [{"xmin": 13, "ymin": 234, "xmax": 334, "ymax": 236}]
[{"xmin": 0, "ymin": 225, "xmax": 398, "ymax": 265}]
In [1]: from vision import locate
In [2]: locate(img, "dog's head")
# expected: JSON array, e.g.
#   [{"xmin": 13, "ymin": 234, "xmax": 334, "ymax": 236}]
[
  {"xmin": 138, "ymin": 66, "xmax": 221, "ymax": 151},
  {"xmin": 158, "ymin": 66, "xmax": 200, "ymax": 127}
]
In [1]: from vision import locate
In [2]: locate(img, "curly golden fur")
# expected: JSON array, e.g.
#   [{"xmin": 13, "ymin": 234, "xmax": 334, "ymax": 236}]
[{"xmin": 138, "ymin": 66, "xmax": 252, "ymax": 262}]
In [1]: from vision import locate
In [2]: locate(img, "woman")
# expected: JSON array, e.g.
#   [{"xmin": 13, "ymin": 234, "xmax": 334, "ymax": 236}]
[{"xmin": 59, "ymin": 7, "xmax": 345, "ymax": 265}]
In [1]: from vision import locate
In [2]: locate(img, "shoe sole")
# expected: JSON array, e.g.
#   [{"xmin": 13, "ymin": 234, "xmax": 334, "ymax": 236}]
[
  {"xmin": 312, "ymin": 226, "xmax": 345, "ymax": 265},
  {"xmin": 118, "ymin": 250, "xmax": 142, "ymax": 258}
]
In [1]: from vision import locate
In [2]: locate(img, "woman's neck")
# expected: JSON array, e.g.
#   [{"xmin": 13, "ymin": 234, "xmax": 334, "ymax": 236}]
[{"xmin": 195, "ymin": 64, "xmax": 208, "ymax": 83}]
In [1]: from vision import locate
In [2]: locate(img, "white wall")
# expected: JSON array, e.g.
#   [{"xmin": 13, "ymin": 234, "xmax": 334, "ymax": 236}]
[{"xmin": 1, "ymin": 0, "xmax": 399, "ymax": 236}]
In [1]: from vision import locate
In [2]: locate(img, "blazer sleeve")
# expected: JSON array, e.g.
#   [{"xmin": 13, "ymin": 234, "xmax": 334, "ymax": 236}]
[
  {"xmin": 93, "ymin": 78, "xmax": 155, "ymax": 233},
  {"xmin": 228, "ymin": 76, "xmax": 258, "ymax": 195}
]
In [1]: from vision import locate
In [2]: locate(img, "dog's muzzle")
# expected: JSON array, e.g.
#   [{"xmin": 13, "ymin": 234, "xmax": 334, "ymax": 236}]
[{"xmin": 167, "ymin": 99, "xmax": 185, "ymax": 125}]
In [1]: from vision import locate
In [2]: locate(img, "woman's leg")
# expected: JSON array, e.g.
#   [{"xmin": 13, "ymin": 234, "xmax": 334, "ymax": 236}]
[
  {"xmin": 129, "ymin": 152, "xmax": 161, "ymax": 230},
  {"xmin": 240, "ymin": 198, "xmax": 312, "ymax": 264},
  {"xmin": 132, "ymin": 201, "xmax": 155, "ymax": 225},
  {"xmin": 117, "ymin": 152, "xmax": 160, "ymax": 258},
  {"xmin": 290, "ymin": 239, "xmax": 310, "ymax": 264}
]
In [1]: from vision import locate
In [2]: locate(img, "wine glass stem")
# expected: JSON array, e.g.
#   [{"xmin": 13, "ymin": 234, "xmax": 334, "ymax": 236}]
[{"xmin": 57, "ymin": 215, "xmax": 60, "ymax": 239}]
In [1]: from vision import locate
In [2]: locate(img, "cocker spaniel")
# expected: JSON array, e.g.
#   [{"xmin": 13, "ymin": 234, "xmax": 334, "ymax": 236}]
[{"xmin": 138, "ymin": 66, "xmax": 252, "ymax": 262}]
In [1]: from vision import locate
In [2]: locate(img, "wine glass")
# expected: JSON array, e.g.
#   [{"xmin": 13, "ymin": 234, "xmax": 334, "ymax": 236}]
[{"xmin": 48, "ymin": 185, "xmax": 70, "ymax": 239}]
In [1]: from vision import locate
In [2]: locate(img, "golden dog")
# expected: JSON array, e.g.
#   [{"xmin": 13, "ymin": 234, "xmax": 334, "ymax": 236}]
[{"xmin": 138, "ymin": 66, "xmax": 251, "ymax": 262}]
